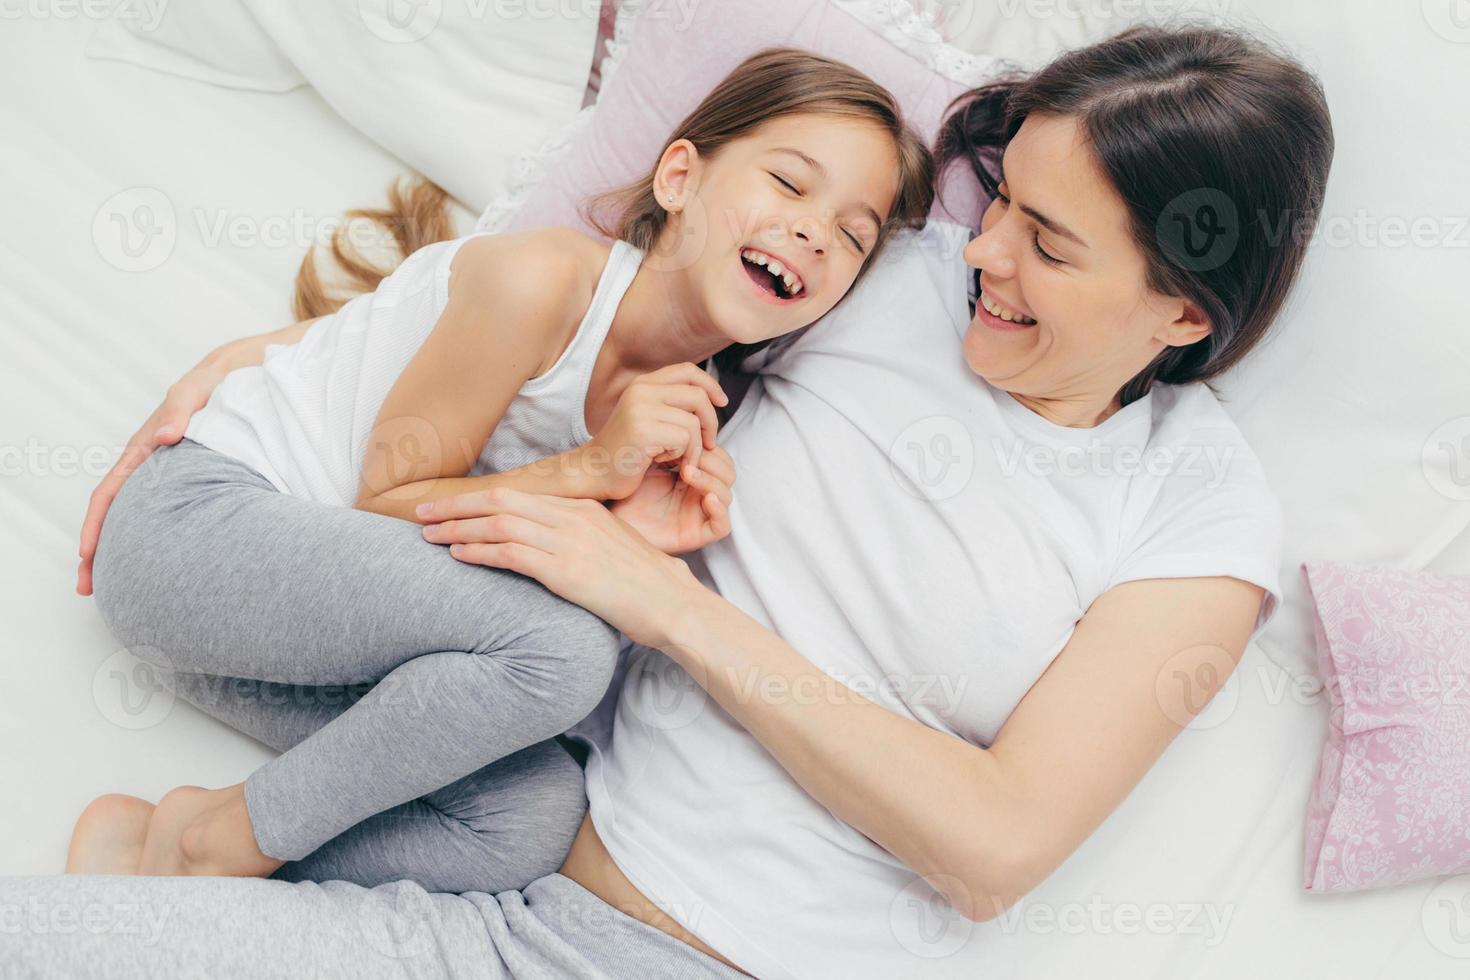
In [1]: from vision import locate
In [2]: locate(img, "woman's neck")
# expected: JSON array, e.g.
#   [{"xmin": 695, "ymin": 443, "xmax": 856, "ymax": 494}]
[{"xmin": 1008, "ymin": 389, "xmax": 1126, "ymax": 429}]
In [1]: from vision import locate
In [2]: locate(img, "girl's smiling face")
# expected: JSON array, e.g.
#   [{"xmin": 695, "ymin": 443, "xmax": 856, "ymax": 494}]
[
  {"xmin": 960, "ymin": 113, "xmax": 1212, "ymax": 422},
  {"xmin": 653, "ymin": 113, "xmax": 901, "ymax": 346}
]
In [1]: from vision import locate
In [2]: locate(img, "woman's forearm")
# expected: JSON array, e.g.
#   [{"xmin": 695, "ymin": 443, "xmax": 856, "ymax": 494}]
[
  {"xmin": 661, "ymin": 588, "xmax": 1029, "ymax": 921},
  {"xmin": 200, "ymin": 317, "xmax": 324, "ymax": 375}
]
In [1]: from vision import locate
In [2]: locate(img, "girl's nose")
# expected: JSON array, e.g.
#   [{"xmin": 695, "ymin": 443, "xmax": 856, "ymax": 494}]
[{"xmin": 791, "ymin": 216, "xmax": 827, "ymax": 256}]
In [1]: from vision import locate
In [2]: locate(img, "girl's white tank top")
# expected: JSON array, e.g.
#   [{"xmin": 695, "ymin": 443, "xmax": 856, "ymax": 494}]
[{"xmin": 185, "ymin": 234, "xmax": 645, "ymax": 506}]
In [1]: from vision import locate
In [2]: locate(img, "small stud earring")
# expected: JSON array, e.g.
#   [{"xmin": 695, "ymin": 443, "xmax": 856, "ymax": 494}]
[{"xmin": 667, "ymin": 195, "xmax": 675, "ymax": 204}]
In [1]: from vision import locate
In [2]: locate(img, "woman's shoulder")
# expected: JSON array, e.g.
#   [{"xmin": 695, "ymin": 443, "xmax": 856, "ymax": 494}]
[{"xmin": 1136, "ymin": 381, "xmax": 1283, "ymax": 526}]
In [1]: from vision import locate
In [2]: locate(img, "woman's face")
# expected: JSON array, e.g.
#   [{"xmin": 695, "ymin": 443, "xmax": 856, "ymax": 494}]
[{"xmin": 960, "ymin": 113, "xmax": 1210, "ymax": 417}]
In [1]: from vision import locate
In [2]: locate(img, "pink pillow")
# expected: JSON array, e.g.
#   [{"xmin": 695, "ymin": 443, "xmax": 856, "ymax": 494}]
[
  {"xmin": 1301, "ymin": 559, "xmax": 1470, "ymax": 894},
  {"xmin": 477, "ymin": 0, "xmax": 997, "ymax": 237}
]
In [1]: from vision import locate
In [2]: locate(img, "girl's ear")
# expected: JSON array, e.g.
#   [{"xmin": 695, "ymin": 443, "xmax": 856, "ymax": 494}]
[{"xmin": 653, "ymin": 139, "xmax": 698, "ymax": 212}]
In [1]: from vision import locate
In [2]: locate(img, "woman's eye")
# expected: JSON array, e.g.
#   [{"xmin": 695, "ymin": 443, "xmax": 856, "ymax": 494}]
[
  {"xmin": 771, "ymin": 173, "xmax": 799, "ymax": 194},
  {"xmin": 1031, "ymin": 233, "xmax": 1062, "ymax": 266}
]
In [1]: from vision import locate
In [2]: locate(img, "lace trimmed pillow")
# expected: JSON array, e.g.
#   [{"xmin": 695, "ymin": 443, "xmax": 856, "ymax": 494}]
[{"xmin": 1302, "ymin": 559, "xmax": 1470, "ymax": 894}]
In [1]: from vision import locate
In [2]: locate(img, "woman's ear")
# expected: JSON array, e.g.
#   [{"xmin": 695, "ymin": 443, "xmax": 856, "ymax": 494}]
[
  {"xmin": 1159, "ymin": 299, "xmax": 1212, "ymax": 348},
  {"xmin": 653, "ymin": 139, "xmax": 698, "ymax": 213}
]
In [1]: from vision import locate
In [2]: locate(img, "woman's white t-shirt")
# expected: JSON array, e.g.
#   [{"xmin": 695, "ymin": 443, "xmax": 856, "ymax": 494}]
[{"xmin": 581, "ymin": 220, "xmax": 1284, "ymax": 980}]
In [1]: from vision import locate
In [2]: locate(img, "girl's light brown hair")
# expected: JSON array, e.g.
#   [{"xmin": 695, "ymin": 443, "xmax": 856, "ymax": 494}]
[{"xmin": 294, "ymin": 47, "xmax": 936, "ymax": 356}]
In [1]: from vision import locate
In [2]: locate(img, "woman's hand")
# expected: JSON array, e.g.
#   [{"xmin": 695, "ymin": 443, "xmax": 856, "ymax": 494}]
[
  {"xmin": 418, "ymin": 488, "xmax": 709, "ymax": 648},
  {"xmin": 583, "ymin": 362, "xmax": 728, "ymax": 500},
  {"xmin": 76, "ymin": 363, "xmax": 230, "ymax": 595},
  {"xmin": 608, "ymin": 445, "xmax": 735, "ymax": 554}
]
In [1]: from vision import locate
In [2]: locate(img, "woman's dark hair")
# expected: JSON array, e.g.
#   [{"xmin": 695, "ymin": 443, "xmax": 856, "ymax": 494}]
[{"xmin": 936, "ymin": 25, "xmax": 1334, "ymax": 406}]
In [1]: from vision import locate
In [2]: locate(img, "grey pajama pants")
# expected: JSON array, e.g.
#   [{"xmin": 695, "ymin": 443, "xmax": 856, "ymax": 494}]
[
  {"xmin": 10, "ymin": 436, "xmax": 748, "ymax": 978},
  {"xmin": 0, "ymin": 872, "xmax": 748, "ymax": 979},
  {"xmin": 89, "ymin": 436, "xmax": 618, "ymax": 891}
]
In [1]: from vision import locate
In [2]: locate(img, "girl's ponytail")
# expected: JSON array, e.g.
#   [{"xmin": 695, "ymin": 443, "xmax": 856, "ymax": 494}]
[{"xmin": 292, "ymin": 176, "xmax": 455, "ymax": 321}]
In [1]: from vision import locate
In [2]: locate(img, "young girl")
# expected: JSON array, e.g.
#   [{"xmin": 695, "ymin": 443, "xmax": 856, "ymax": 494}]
[{"xmin": 71, "ymin": 48, "xmax": 934, "ymax": 891}]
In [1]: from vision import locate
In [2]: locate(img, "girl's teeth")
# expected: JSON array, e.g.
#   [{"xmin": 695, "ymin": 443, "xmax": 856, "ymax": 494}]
[{"xmin": 742, "ymin": 248, "xmax": 803, "ymax": 297}]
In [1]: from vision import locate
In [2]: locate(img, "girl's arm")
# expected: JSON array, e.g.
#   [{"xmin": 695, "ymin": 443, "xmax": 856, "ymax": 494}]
[
  {"xmin": 416, "ymin": 489, "xmax": 1264, "ymax": 923},
  {"xmin": 76, "ymin": 315, "xmax": 324, "ymax": 596},
  {"xmin": 350, "ymin": 232, "xmax": 593, "ymax": 523},
  {"xmin": 353, "ymin": 231, "xmax": 726, "ymax": 525}
]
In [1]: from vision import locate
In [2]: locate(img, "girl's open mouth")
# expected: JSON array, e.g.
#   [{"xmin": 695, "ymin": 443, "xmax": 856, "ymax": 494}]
[{"xmin": 741, "ymin": 248, "xmax": 804, "ymax": 303}]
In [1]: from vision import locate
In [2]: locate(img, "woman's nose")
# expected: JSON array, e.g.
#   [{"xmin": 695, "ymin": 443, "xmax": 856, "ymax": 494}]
[{"xmin": 964, "ymin": 229, "xmax": 1016, "ymax": 279}]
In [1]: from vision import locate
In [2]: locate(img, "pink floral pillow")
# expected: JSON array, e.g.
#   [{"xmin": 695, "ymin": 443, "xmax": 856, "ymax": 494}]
[
  {"xmin": 1301, "ymin": 559, "xmax": 1470, "ymax": 893},
  {"xmin": 477, "ymin": 0, "xmax": 998, "ymax": 238}
]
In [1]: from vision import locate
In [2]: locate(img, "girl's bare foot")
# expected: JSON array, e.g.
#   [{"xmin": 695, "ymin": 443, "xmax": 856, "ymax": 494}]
[
  {"xmin": 137, "ymin": 783, "xmax": 284, "ymax": 878},
  {"xmin": 65, "ymin": 794, "xmax": 155, "ymax": 874}
]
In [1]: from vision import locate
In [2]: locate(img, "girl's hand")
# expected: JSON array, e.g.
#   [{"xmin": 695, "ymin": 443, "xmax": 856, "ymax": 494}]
[
  {"xmin": 419, "ymin": 488, "xmax": 706, "ymax": 648},
  {"xmin": 608, "ymin": 445, "xmax": 736, "ymax": 555},
  {"xmin": 585, "ymin": 362, "xmax": 728, "ymax": 500},
  {"xmin": 76, "ymin": 362, "xmax": 228, "ymax": 596}
]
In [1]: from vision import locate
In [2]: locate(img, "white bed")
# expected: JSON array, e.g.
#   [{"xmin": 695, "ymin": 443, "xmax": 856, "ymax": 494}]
[{"xmin": 2, "ymin": 6, "xmax": 1468, "ymax": 978}]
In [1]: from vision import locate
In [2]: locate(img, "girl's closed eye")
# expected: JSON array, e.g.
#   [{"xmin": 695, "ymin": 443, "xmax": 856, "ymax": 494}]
[
  {"xmin": 770, "ymin": 172, "xmax": 867, "ymax": 254},
  {"xmin": 770, "ymin": 172, "xmax": 799, "ymax": 194}
]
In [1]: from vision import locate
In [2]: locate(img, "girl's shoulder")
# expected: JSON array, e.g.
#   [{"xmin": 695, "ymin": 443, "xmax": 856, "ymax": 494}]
[
  {"xmin": 447, "ymin": 227, "xmax": 611, "ymax": 371},
  {"xmin": 451, "ymin": 226, "xmax": 609, "ymax": 298}
]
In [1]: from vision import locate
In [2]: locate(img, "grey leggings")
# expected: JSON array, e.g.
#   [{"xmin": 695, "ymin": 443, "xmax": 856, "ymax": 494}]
[
  {"xmin": 90, "ymin": 437, "xmax": 620, "ymax": 891},
  {"xmin": 0, "ymin": 871, "xmax": 748, "ymax": 979}
]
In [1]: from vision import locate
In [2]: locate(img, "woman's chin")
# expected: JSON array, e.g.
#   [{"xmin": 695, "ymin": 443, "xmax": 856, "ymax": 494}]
[{"xmin": 960, "ymin": 322, "xmax": 1007, "ymax": 382}]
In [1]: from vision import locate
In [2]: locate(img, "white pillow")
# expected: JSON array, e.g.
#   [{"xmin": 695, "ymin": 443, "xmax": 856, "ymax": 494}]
[
  {"xmin": 239, "ymin": 1, "xmax": 599, "ymax": 211},
  {"xmin": 87, "ymin": 0, "xmax": 601, "ymax": 212},
  {"xmin": 1194, "ymin": 1, "xmax": 1470, "ymax": 681},
  {"xmin": 920, "ymin": 0, "xmax": 1119, "ymax": 68},
  {"xmin": 85, "ymin": 0, "xmax": 304, "ymax": 92}
]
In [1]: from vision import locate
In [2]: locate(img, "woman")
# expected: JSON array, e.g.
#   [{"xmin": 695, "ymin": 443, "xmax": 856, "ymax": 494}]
[{"xmin": 27, "ymin": 24, "xmax": 1331, "ymax": 980}]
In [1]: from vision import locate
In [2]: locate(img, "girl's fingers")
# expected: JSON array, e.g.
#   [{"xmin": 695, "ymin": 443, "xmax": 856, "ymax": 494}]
[
  {"xmin": 682, "ymin": 458, "xmax": 733, "ymax": 506},
  {"xmin": 643, "ymin": 362, "xmax": 728, "ymax": 408},
  {"xmin": 700, "ymin": 490, "xmax": 732, "ymax": 543},
  {"xmin": 693, "ymin": 445, "xmax": 736, "ymax": 488},
  {"xmin": 423, "ymin": 513, "xmax": 558, "ymax": 552},
  {"xmin": 653, "ymin": 412, "xmax": 702, "ymax": 473},
  {"xmin": 655, "ymin": 385, "xmax": 720, "ymax": 449}
]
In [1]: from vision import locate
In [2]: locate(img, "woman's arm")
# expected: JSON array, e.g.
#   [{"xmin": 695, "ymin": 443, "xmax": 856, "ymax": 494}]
[
  {"xmin": 661, "ymin": 573, "xmax": 1263, "ymax": 922},
  {"xmin": 416, "ymin": 490, "xmax": 1264, "ymax": 922},
  {"xmin": 76, "ymin": 315, "xmax": 324, "ymax": 595}
]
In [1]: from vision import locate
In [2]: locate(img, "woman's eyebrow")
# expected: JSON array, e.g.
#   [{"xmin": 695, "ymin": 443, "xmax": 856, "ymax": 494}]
[
  {"xmin": 1020, "ymin": 203, "xmax": 1088, "ymax": 248},
  {"xmin": 770, "ymin": 147, "xmax": 884, "ymax": 233},
  {"xmin": 999, "ymin": 162, "xmax": 1089, "ymax": 248}
]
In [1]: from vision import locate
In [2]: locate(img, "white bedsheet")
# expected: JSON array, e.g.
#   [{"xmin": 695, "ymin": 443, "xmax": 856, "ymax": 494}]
[{"xmin": 2, "ymin": 12, "xmax": 1467, "ymax": 979}]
